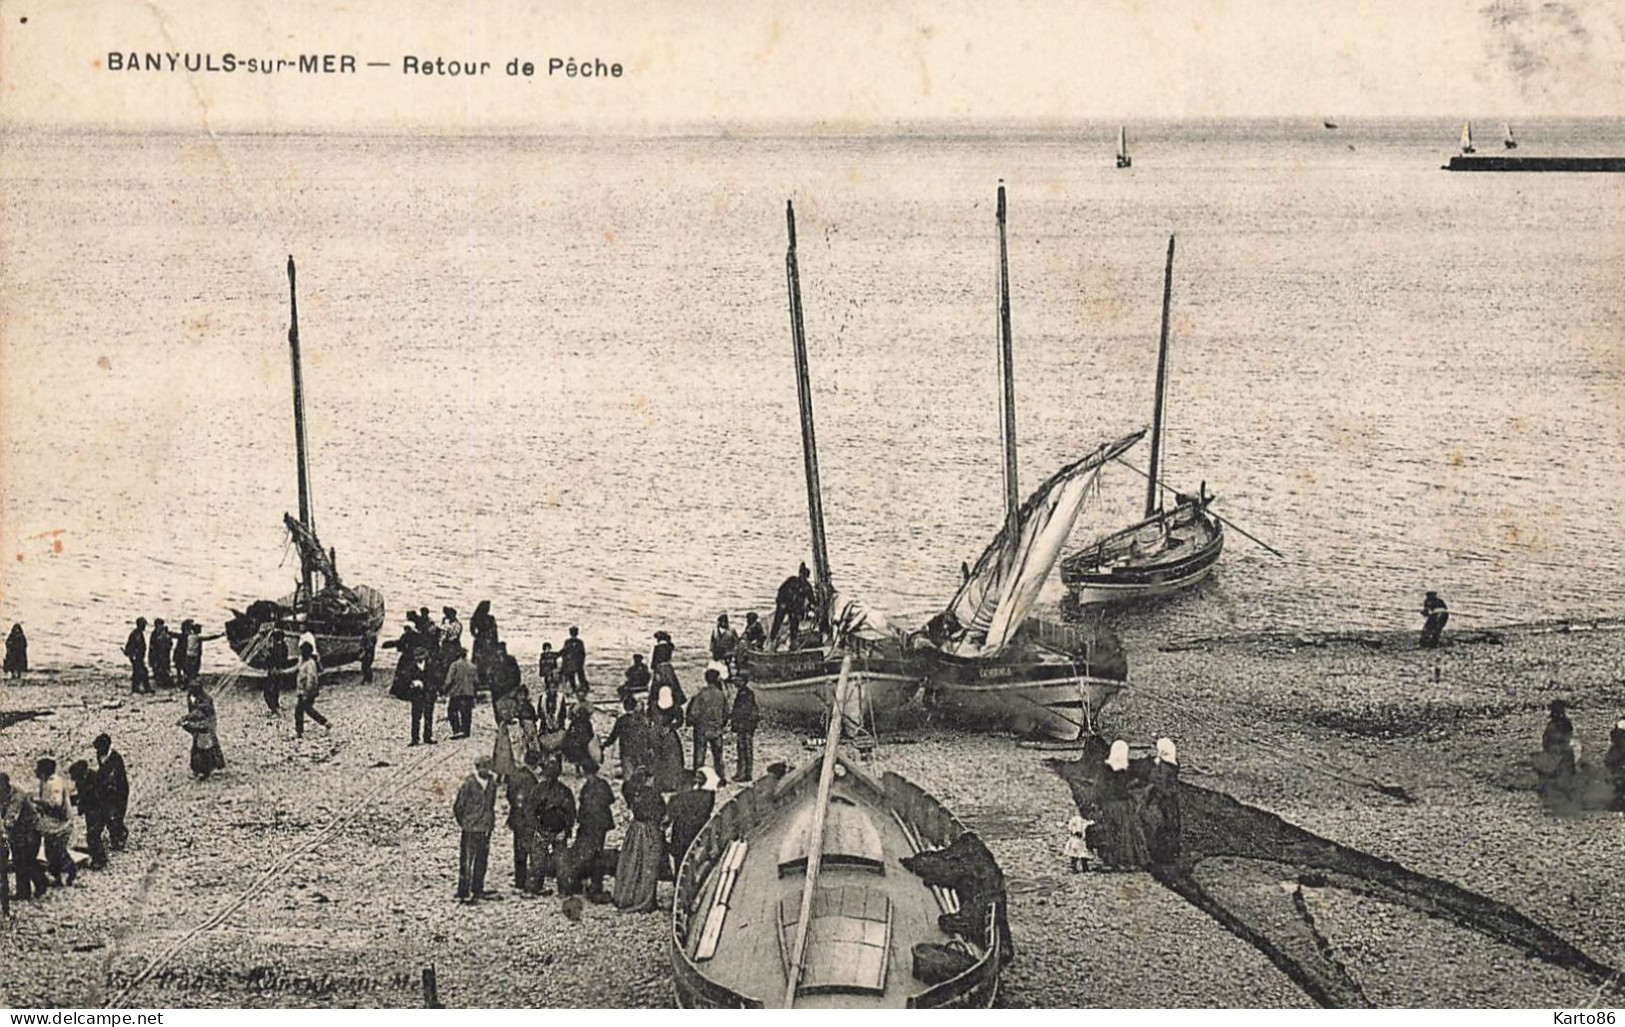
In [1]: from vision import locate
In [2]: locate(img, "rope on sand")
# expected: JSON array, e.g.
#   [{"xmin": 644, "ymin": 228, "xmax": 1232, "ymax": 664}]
[{"xmin": 104, "ymin": 734, "xmax": 465, "ymax": 1007}]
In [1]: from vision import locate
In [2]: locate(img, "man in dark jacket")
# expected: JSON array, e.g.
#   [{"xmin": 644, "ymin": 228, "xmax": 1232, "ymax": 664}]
[
  {"xmin": 529, "ymin": 757, "xmax": 576, "ymax": 896},
  {"xmin": 538, "ymin": 642, "xmax": 561, "ymax": 691},
  {"xmin": 125, "ymin": 618, "xmax": 151, "ymax": 694},
  {"xmin": 148, "ymin": 619, "xmax": 174, "ymax": 689},
  {"xmin": 771, "ymin": 564, "xmax": 816, "ymax": 647},
  {"xmin": 94, "ymin": 733, "xmax": 130, "ymax": 850},
  {"xmin": 560, "ymin": 627, "xmax": 588, "ymax": 695},
  {"xmin": 443, "ymin": 647, "xmax": 477, "ymax": 739},
  {"xmin": 67, "ymin": 760, "xmax": 108, "ymax": 869},
  {"xmin": 729, "ymin": 671, "xmax": 761, "ymax": 782},
  {"xmin": 666, "ymin": 770, "xmax": 717, "ymax": 873},
  {"xmin": 564, "ymin": 756, "xmax": 614, "ymax": 900},
  {"xmin": 687, "ymin": 670, "xmax": 728, "ymax": 784},
  {"xmin": 1420, "ymin": 590, "xmax": 1449, "ymax": 648},
  {"xmin": 741, "ymin": 612, "xmax": 767, "ymax": 651},
  {"xmin": 407, "ymin": 647, "xmax": 438, "ymax": 746},
  {"xmin": 505, "ymin": 753, "xmax": 540, "ymax": 890},
  {"xmin": 453, "ymin": 756, "xmax": 498, "ymax": 901},
  {"xmin": 2, "ymin": 772, "xmax": 48, "ymax": 900},
  {"xmin": 262, "ymin": 629, "xmax": 290, "ymax": 713},
  {"xmin": 620, "ymin": 653, "xmax": 651, "ymax": 704},
  {"xmin": 604, "ymin": 696, "xmax": 652, "ymax": 780}
]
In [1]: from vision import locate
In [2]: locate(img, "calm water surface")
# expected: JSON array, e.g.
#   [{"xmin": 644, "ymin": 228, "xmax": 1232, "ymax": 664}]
[{"xmin": 2, "ymin": 118, "xmax": 1622, "ymax": 671}]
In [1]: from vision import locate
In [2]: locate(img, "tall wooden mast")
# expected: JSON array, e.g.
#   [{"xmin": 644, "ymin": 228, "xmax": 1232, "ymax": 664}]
[
  {"xmin": 996, "ymin": 183, "xmax": 1019, "ymax": 535},
  {"xmin": 785, "ymin": 202, "xmax": 833, "ymax": 623},
  {"xmin": 286, "ymin": 255, "xmax": 315, "ymax": 603},
  {"xmin": 1144, "ymin": 235, "xmax": 1175, "ymax": 519}
]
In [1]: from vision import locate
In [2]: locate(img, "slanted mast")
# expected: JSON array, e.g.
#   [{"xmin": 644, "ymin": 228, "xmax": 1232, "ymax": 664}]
[
  {"xmin": 285, "ymin": 256, "xmax": 316, "ymax": 605},
  {"xmin": 785, "ymin": 202, "xmax": 833, "ymax": 632},
  {"xmin": 1144, "ymin": 236, "xmax": 1176, "ymax": 518}
]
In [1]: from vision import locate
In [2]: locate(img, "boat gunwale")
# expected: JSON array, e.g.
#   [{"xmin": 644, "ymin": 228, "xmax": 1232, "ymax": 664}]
[{"xmin": 670, "ymin": 763, "xmax": 1002, "ymax": 1008}]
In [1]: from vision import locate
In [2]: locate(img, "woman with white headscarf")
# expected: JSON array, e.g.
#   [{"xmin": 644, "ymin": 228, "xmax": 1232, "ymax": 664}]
[
  {"xmin": 1097, "ymin": 739, "xmax": 1149, "ymax": 869},
  {"xmin": 1147, "ymin": 737, "xmax": 1182, "ymax": 864}
]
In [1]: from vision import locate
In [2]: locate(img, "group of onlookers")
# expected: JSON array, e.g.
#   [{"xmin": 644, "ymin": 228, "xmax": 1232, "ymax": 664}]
[
  {"xmin": 122, "ymin": 617, "xmax": 215, "ymax": 693},
  {"xmin": 1, "ymin": 735, "xmax": 129, "ymax": 912}
]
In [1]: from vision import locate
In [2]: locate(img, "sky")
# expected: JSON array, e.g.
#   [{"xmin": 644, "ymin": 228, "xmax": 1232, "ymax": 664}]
[{"xmin": 1, "ymin": 0, "xmax": 1623, "ymax": 133}]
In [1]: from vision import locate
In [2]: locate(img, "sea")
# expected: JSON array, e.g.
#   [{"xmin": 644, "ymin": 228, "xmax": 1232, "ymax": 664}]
[{"xmin": 2, "ymin": 117, "xmax": 1622, "ymax": 673}]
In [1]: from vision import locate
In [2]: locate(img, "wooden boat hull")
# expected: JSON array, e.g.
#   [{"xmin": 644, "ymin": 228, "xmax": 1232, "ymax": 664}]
[
  {"xmin": 922, "ymin": 647, "xmax": 1124, "ymax": 741},
  {"xmin": 671, "ymin": 757, "xmax": 1003, "ymax": 1008},
  {"xmin": 224, "ymin": 585, "xmax": 385, "ymax": 671},
  {"xmin": 1061, "ymin": 501, "xmax": 1224, "ymax": 606},
  {"xmin": 737, "ymin": 647, "xmax": 923, "ymax": 720}
]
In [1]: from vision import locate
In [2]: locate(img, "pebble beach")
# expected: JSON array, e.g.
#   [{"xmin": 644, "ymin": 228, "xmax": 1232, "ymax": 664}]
[{"xmin": 1, "ymin": 619, "xmax": 1621, "ymax": 1008}]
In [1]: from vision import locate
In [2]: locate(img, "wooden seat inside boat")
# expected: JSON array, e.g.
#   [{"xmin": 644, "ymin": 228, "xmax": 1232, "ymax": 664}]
[
  {"xmin": 778, "ymin": 796, "xmax": 885, "ymax": 876},
  {"xmin": 776, "ymin": 886, "xmax": 893, "ymax": 995}
]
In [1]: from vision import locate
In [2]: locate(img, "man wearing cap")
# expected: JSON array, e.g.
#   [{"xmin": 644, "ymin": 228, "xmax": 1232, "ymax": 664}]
[
  {"xmin": 529, "ymin": 756, "xmax": 576, "ymax": 896},
  {"xmin": 771, "ymin": 564, "xmax": 816, "ymax": 648},
  {"xmin": 687, "ymin": 669, "xmax": 729, "ymax": 784},
  {"xmin": 505, "ymin": 751, "xmax": 540, "ymax": 891},
  {"xmin": 453, "ymin": 755, "xmax": 499, "ymax": 901},
  {"xmin": 564, "ymin": 755, "xmax": 614, "ymax": 901},
  {"xmin": 560, "ymin": 626, "xmax": 588, "ymax": 695},
  {"xmin": 408, "ymin": 646, "xmax": 438, "ymax": 746},
  {"xmin": 94, "ymin": 733, "xmax": 130, "ymax": 850},
  {"xmin": 741, "ymin": 612, "xmax": 767, "ymax": 651},
  {"xmin": 124, "ymin": 618, "xmax": 151, "ymax": 694},
  {"xmin": 729, "ymin": 669, "xmax": 760, "ymax": 782}
]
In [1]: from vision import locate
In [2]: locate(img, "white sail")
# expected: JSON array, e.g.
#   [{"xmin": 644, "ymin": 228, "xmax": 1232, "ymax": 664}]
[
  {"xmin": 1461, "ymin": 121, "xmax": 1474, "ymax": 152},
  {"xmin": 1117, "ymin": 126, "xmax": 1128, "ymax": 160},
  {"xmin": 943, "ymin": 430, "xmax": 1144, "ymax": 656}
]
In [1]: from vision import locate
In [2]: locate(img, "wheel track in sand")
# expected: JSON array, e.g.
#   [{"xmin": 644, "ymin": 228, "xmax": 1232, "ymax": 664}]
[{"xmin": 104, "ymin": 728, "xmax": 465, "ymax": 1007}]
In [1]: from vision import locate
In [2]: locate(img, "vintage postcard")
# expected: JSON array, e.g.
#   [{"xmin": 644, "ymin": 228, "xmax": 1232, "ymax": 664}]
[{"xmin": 1, "ymin": 0, "xmax": 1623, "ymax": 1013}]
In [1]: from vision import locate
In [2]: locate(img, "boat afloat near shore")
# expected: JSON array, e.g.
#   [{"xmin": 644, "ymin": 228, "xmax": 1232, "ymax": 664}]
[
  {"xmin": 1062, "ymin": 236, "xmax": 1224, "ymax": 606},
  {"xmin": 223, "ymin": 257, "xmax": 385, "ymax": 671},
  {"xmin": 735, "ymin": 203, "xmax": 922, "ymax": 721}
]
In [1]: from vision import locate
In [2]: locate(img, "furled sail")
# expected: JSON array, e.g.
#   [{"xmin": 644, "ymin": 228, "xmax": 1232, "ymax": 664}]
[
  {"xmin": 942, "ymin": 429, "xmax": 1144, "ymax": 656},
  {"xmin": 283, "ymin": 512, "xmax": 342, "ymax": 593}
]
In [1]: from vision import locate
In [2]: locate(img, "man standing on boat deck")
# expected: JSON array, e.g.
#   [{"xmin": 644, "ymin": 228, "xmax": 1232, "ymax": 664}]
[
  {"xmin": 687, "ymin": 669, "xmax": 728, "ymax": 784},
  {"xmin": 124, "ymin": 618, "xmax": 151, "ymax": 694},
  {"xmin": 741, "ymin": 611, "xmax": 767, "ymax": 651},
  {"xmin": 560, "ymin": 626, "xmax": 588, "ymax": 695},
  {"xmin": 453, "ymin": 755, "xmax": 498, "ymax": 902},
  {"xmin": 1420, "ymin": 591, "xmax": 1449, "ymax": 648},
  {"xmin": 771, "ymin": 564, "xmax": 816, "ymax": 647}
]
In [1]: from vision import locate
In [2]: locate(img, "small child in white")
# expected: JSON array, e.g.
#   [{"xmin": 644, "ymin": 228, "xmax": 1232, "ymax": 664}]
[{"xmin": 1064, "ymin": 814, "xmax": 1096, "ymax": 873}]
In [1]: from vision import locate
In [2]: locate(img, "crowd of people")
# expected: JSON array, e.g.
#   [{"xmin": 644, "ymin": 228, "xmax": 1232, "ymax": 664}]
[
  {"xmin": 1, "ymin": 735, "xmax": 130, "ymax": 913},
  {"xmin": 356, "ymin": 599, "xmax": 772, "ymax": 912},
  {"xmin": 120, "ymin": 617, "xmax": 220, "ymax": 693}
]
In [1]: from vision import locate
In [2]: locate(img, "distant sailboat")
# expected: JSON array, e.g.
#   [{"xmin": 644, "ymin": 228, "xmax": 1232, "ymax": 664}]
[
  {"xmin": 1115, "ymin": 126, "xmax": 1132, "ymax": 169},
  {"xmin": 1503, "ymin": 123, "xmax": 1518, "ymax": 150},
  {"xmin": 1460, "ymin": 121, "xmax": 1476, "ymax": 155},
  {"xmin": 1323, "ymin": 119, "xmax": 1338, "ymax": 130}
]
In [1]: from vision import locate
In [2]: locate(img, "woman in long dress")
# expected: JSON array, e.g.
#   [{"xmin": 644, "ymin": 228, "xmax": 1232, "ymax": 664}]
[
  {"xmin": 179, "ymin": 682, "xmax": 226, "ymax": 779},
  {"xmin": 4, "ymin": 623, "xmax": 26, "ymax": 678},
  {"xmin": 1096, "ymin": 740, "xmax": 1149, "ymax": 869},
  {"xmin": 613, "ymin": 770, "xmax": 667, "ymax": 912},
  {"xmin": 1146, "ymin": 737, "xmax": 1182, "ymax": 865}
]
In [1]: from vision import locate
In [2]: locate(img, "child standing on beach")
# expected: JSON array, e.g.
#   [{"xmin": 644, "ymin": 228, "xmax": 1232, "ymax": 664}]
[{"xmin": 1064, "ymin": 814, "xmax": 1096, "ymax": 873}]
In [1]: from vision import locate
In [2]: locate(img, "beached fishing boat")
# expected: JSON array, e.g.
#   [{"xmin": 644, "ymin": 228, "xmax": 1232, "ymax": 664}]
[
  {"xmin": 670, "ymin": 657, "xmax": 1006, "ymax": 1008},
  {"xmin": 912, "ymin": 185, "xmax": 1139, "ymax": 741},
  {"xmin": 736, "ymin": 203, "xmax": 922, "ymax": 720},
  {"xmin": 1115, "ymin": 126, "xmax": 1132, "ymax": 168},
  {"xmin": 1460, "ymin": 120, "xmax": 1476, "ymax": 154},
  {"xmin": 224, "ymin": 258, "xmax": 385, "ymax": 671},
  {"xmin": 1061, "ymin": 237, "xmax": 1224, "ymax": 606}
]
